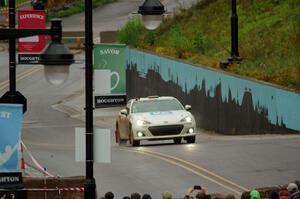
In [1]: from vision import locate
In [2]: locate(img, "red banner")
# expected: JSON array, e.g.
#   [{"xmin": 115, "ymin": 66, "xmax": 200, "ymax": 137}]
[{"xmin": 18, "ymin": 10, "xmax": 46, "ymax": 53}]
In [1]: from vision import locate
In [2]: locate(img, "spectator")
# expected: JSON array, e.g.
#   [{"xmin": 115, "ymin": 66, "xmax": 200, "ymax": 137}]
[
  {"xmin": 288, "ymin": 183, "xmax": 298, "ymax": 194},
  {"xmin": 162, "ymin": 191, "xmax": 173, "ymax": 199},
  {"xmin": 184, "ymin": 185, "xmax": 210, "ymax": 199},
  {"xmin": 279, "ymin": 195, "xmax": 288, "ymax": 199},
  {"xmin": 225, "ymin": 194, "xmax": 235, "ymax": 199},
  {"xmin": 250, "ymin": 190, "xmax": 261, "ymax": 199},
  {"xmin": 279, "ymin": 190, "xmax": 289, "ymax": 197},
  {"xmin": 196, "ymin": 192, "xmax": 210, "ymax": 199},
  {"xmin": 287, "ymin": 183, "xmax": 300, "ymax": 199},
  {"xmin": 268, "ymin": 192, "xmax": 279, "ymax": 199},
  {"xmin": 105, "ymin": 191, "xmax": 114, "ymax": 199},
  {"xmin": 142, "ymin": 194, "xmax": 152, "ymax": 199},
  {"xmin": 131, "ymin": 192, "xmax": 141, "ymax": 199}
]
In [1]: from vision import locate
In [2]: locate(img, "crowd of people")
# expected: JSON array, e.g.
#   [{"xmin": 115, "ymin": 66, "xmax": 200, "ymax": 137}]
[
  {"xmin": 249, "ymin": 183, "xmax": 300, "ymax": 199},
  {"xmin": 99, "ymin": 182, "xmax": 300, "ymax": 199}
]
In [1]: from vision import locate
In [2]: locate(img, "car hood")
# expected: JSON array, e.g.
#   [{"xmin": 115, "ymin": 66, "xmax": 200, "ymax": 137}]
[{"xmin": 132, "ymin": 110, "xmax": 192, "ymax": 124}]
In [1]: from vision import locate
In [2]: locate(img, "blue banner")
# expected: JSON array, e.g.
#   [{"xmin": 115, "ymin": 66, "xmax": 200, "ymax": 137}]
[{"xmin": 0, "ymin": 103, "xmax": 23, "ymax": 172}]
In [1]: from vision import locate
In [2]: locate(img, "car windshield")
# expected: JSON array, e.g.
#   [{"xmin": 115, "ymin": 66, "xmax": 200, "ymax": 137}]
[{"xmin": 131, "ymin": 99, "xmax": 184, "ymax": 113}]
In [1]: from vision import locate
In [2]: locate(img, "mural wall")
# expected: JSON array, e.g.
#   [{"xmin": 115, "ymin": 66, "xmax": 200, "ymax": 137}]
[{"xmin": 126, "ymin": 49, "xmax": 300, "ymax": 134}]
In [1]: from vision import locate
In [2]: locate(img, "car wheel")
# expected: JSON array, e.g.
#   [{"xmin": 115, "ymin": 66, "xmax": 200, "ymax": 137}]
[
  {"xmin": 173, "ymin": 138, "xmax": 181, "ymax": 144},
  {"xmin": 129, "ymin": 129, "xmax": 140, "ymax": 147},
  {"xmin": 186, "ymin": 136, "xmax": 196, "ymax": 143}
]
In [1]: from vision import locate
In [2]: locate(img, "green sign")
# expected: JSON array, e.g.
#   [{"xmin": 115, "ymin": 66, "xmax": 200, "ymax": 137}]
[{"xmin": 94, "ymin": 43, "xmax": 126, "ymax": 94}]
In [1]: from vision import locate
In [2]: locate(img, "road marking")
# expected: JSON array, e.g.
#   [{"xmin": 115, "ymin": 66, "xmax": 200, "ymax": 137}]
[
  {"xmin": 119, "ymin": 147, "xmax": 248, "ymax": 195},
  {"xmin": 0, "ymin": 66, "xmax": 42, "ymax": 91}
]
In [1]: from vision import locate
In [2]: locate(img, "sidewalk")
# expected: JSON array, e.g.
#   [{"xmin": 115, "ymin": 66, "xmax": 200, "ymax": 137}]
[{"xmin": 52, "ymin": 90, "xmax": 122, "ymax": 128}]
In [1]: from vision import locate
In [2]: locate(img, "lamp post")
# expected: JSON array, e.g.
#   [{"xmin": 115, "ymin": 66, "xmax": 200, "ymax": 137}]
[
  {"xmin": 83, "ymin": 0, "xmax": 96, "ymax": 196},
  {"xmin": 1, "ymin": 0, "xmax": 165, "ymax": 197},
  {"xmin": 228, "ymin": 0, "xmax": 241, "ymax": 63},
  {"xmin": 0, "ymin": 0, "xmax": 74, "ymax": 113},
  {"xmin": 220, "ymin": 0, "xmax": 242, "ymax": 68},
  {"xmin": 83, "ymin": 0, "xmax": 166, "ymax": 198},
  {"xmin": 0, "ymin": 0, "xmax": 73, "ymax": 194}
]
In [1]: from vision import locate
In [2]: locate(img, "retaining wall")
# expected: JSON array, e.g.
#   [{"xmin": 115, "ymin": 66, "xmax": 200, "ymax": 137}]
[{"xmin": 126, "ymin": 48, "xmax": 300, "ymax": 134}]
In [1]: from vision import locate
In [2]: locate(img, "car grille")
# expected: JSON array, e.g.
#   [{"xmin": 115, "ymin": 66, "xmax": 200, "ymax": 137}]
[{"xmin": 148, "ymin": 125, "xmax": 184, "ymax": 136}]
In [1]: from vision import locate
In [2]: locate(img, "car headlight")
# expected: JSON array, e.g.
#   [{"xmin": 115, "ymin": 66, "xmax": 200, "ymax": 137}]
[
  {"xmin": 136, "ymin": 119, "xmax": 150, "ymax": 126},
  {"xmin": 181, "ymin": 116, "xmax": 192, "ymax": 123}
]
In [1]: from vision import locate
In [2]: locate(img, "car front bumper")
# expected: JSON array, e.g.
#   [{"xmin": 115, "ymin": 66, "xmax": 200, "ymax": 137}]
[{"xmin": 131, "ymin": 123, "xmax": 196, "ymax": 141}]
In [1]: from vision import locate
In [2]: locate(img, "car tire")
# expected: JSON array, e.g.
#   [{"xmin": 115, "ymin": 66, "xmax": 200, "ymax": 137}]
[
  {"xmin": 129, "ymin": 128, "xmax": 140, "ymax": 147},
  {"xmin": 186, "ymin": 136, "xmax": 196, "ymax": 143},
  {"xmin": 173, "ymin": 138, "xmax": 181, "ymax": 144}
]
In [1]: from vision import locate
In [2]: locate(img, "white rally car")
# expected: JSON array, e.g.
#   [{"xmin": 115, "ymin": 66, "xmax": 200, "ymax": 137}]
[{"xmin": 115, "ymin": 96, "xmax": 197, "ymax": 146}]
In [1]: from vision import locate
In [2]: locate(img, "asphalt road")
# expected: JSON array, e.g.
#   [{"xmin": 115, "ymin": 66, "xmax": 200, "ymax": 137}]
[{"xmin": 1, "ymin": 0, "xmax": 300, "ymax": 198}]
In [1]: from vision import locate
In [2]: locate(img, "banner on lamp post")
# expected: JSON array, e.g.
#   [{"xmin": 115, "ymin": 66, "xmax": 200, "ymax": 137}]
[
  {"xmin": 17, "ymin": 10, "xmax": 46, "ymax": 64},
  {"xmin": 0, "ymin": 104, "xmax": 23, "ymax": 172},
  {"xmin": 0, "ymin": 103, "xmax": 23, "ymax": 188},
  {"xmin": 93, "ymin": 44, "xmax": 127, "ymax": 108}
]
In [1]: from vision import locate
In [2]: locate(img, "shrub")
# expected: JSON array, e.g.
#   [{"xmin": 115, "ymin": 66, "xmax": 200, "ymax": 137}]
[
  {"xmin": 193, "ymin": 31, "xmax": 206, "ymax": 53},
  {"xmin": 117, "ymin": 17, "xmax": 145, "ymax": 47},
  {"xmin": 169, "ymin": 25, "xmax": 193, "ymax": 57}
]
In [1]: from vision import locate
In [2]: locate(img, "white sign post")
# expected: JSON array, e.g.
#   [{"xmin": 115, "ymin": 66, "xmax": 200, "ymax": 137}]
[{"xmin": 75, "ymin": 128, "xmax": 111, "ymax": 163}]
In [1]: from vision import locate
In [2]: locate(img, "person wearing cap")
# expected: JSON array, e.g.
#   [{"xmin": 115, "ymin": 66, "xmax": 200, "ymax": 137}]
[
  {"xmin": 250, "ymin": 190, "xmax": 261, "ymax": 199},
  {"xmin": 162, "ymin": 191, "xmax": 172, "ymax": 199},
  {"xmin": 287, "ymin": 183, "xmax": 300, "ymax": 199},
  {"xmin": 288, "ymin": 183, "xmax": 299, "ymax": 193}
]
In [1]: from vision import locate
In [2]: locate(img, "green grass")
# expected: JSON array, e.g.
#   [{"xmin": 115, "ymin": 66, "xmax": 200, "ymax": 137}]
[
  {"xmin": 118, "ymin": 0, "xmax": 300, "ymax": 91},
  {"xmin": 46, "ymin": 0, "xmax": 116, "ymax": 20},
  {"xmin": 0, "ymin": 0, "xmax": 29, "ymax": 8}
]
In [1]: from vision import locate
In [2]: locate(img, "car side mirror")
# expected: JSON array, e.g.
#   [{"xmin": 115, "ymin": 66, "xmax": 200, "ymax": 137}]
[
  {"xmin": 120, "ymin": 109, "xmax": 128, "ymax": 116},
  {"xmin": 185, "ymin": 105, "xmax": 192, "ymax": 111}
]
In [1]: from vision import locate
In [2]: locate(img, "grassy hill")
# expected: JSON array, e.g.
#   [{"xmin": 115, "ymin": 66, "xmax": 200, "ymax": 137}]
[{"xmin": 118, "ymin": 0, "xmax": 300, "ymax": 91}]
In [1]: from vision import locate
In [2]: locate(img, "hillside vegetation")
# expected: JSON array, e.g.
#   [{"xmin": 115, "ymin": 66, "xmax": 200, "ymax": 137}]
[
  {"xmin": 118, "ymin": 0, "xmax": 300, "ymax": 91},
  {"xmin": 46, "ymin": 0, "xmax": 116, "ymax": 19}
]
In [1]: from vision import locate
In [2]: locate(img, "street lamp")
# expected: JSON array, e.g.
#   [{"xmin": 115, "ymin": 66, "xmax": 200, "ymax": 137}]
[
  {"xmin": 0, "ymin": 0, "xmax": 74, "ymax": 195},
  {"xmin": 82, "ymin": 0, "xmax": 166, "ymax": 198},
  {"xmin": 228, "ymin": 0, "xmax": 241, "ymax": 63},
  {"xmin": 138, "ymin": 0, "xmax": 166, "ymax": 30},
  {"xmin": 0, "ymin": 0, "xmax": 74, "ymax": 113},
  {"xmin": 40, "ymin": 19, "xmax": 75, "ymax": 85},
  {"xmin": 220, "ymin": 0, "xmax": 242, "ymax": 68},
  {"xmin": 1, "ymin": 0, "xmax": 166, "ymax": 197}
]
